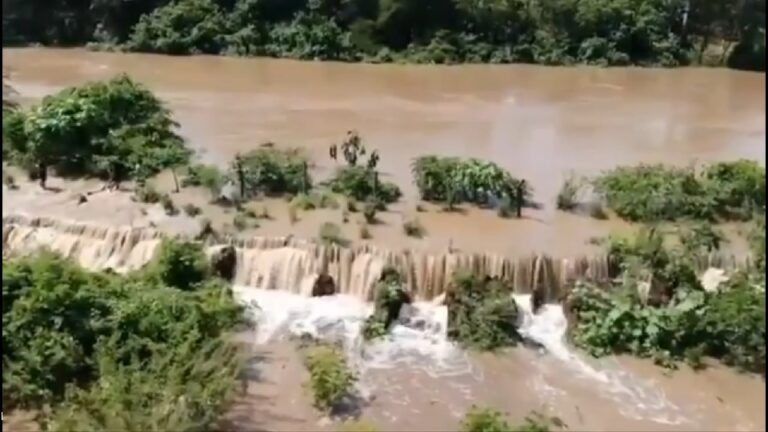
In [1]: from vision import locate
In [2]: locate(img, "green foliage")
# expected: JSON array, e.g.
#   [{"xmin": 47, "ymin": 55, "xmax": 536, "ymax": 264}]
[
  {"xmin": 461, "ymin": 407, "xmax": 566, "ymax": 432},
  {"xmin": 144, "ymin": 238, "xmax": 210, "ymax": 291},
  {"xmin": 135, "ymin": 183, "xmax": 162, "ymax": 204},
  {"xmin": 362, "ymin": 268, "xmax": 409, "ymax": 340},
  {"xmin": 569, "ymin": 278, "xmax": 765, "ymax": 373},
  {"xmin": 327, "ymin": 166, "xmax": 402, "ymax": 205},
  {"xmin": 362, "ymin": 200, "xmax": 378, "ymax": 224},
  {"xmin": 303, "ymin": 343, "xmax": 357, "ymax": 413},
  {"xmin": 126, "ymin": 0, "xmax": 228, "ymax": 55},
  {"xmin": 446, "ymin": 273, "xmax": 522, "ymax": 350},
  {"xmin": 291, "ymin": 190, "xmax": 340, "ymax": 210},
  {"xmin": 2, "ymin": 248, "xmax": 244, "ymax": 428},
  {"xmin": 319, "ymin": 222, "xmax": 348, "ymax": 246},
  {"xmin": 592, "ymin": 161, "xmax": 765, "ymax": 222},
  {"xmin": 411, "ymin": 156, "xmax": 529, "ymax": 209},
  {"xmin": 160, "ymin": 193, "xmax": 177, "ymax": 215},
  {"xmin": 182, "ymin": 163, "xmax": 226, "ymax": 198},
  {"xmin": 461, "ymin": 406, "xmax": 511, "ymax": 432},
  {"xmin": 4, "ymin": 0, "xmax": 766, "ymax": 70},
  {"xmin": 232, "ymin": 147, "xmax": 310, "ymax": 198},
  {"xmin": 2, "ymin": 75, "xmax": 190, "ymax": 182}
]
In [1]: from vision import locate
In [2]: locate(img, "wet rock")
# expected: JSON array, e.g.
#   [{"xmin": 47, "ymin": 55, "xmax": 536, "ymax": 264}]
[
  {"xmin": 312, "ymin": 274, "xmax": 336, "ymax": 297},
  {"xmin": 76, "ymin": 193, "xmax": 88, "ymax": 205},
  {"xmin": 210, "ymin": 245, "xmax": 237, "ymax": 281}
]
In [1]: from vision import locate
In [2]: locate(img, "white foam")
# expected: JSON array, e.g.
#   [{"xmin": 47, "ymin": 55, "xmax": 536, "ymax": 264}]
[
  {"xmin": 232, "ymin": 285, "xmax": 473, "ymax": 379},
  {"xmin": 513, "ymin": 294, "xmax": 690, "ymax": 426}
]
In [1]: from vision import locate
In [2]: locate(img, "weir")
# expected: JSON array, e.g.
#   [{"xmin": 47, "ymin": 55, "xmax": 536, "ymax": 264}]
[{"xmin": 2, "ymin": 214, "xmax": 742, "ymax": 302}]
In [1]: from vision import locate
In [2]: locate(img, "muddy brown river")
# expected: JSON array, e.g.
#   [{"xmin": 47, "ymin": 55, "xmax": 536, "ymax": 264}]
[{"xmin": 4, "ymin": 48, "xmax": 765, "ymax": 257}]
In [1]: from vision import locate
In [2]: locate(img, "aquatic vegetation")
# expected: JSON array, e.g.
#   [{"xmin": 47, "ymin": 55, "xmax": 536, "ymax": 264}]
[
  {"xmin": 231, "ymin": 147, "xmax": 311, "ymax": 198},
  {"xmin": 446, "ymin": 273, "xmax": 522, "ymax": 350},
  {"xmin": 319, "ymin": 222, "xmax": 348, "ymax": 247},
  {"xmin": 182, "ymin": 203, "xmax": 202, "ymax": 217},
  {"xmin": 411, "ymin": 156, "xmax": 529, "ymax": 210},
  {"xmin": 135, "ymin": 183, "xmax": 162, "ymax": 204},
  {"xmin": 362, "ymin": 267, "xmax": 410, "ymax": 341},
  {"xmin": 160, "ymin": 193, "xmax": 177, "ymax": 215},
  {"xmin": 2, "ymin": 243, "xmax": 244, "ymax": 429},
  {"xmin": 327, "ymin": 166, "xmax": 401, "ymax": 205},
  {"xmin": 556, "ymin": 173, "xmax": 583, "ymax": 211},
  {"xmin": 2, "ymin": 75, "xmax": 190, "ymax": 187},
  {"xmin": 291, "ymin": 190, "xmax": 340, "ymax": 211},
  {"xmin": 569, "ymin": 226, "xmax": 766, "ymax": 373},
  {"xmin": 461, "ymin": 407, "xmax": 566, "ymax": 432},
  {"xmin": 182, "ymin": 163, "xmax": 227, "ymax": 199},
  {"xmin": 402, "ymin": 218, "xmax": 426, "ymax": 238},
  {"xmin": 302, "ymin": 343, "xmax": 357, "ymax": 413},
  {"xmin": 591, "ymin": 161, "xmax": 765, "ymax": 222}
]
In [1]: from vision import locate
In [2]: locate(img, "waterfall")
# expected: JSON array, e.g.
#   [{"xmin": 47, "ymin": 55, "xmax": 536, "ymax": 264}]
[{"xmin": 3, "ymin": 214, "xmax": 741, "ymax": 302}]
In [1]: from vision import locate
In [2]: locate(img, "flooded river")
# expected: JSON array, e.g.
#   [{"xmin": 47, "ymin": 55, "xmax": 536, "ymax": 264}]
[{"xmin": 3, "ymin": 48, "xmax": 765, "ymax": 256}]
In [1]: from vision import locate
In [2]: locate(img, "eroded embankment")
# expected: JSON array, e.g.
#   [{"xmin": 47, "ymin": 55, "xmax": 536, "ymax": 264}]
[{"xmin": 2, "ymin": 214, "xmax": 744, "ymax": 302}]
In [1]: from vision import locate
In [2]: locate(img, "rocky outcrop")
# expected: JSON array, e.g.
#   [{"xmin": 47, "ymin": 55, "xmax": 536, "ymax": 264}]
[
  {"xmin": 311, "ymin": 274, "xmax": 336, "ymax": 297},
  {"xmin": 210, "ymin": 245, "xmax": 237, "ymax": 281}
]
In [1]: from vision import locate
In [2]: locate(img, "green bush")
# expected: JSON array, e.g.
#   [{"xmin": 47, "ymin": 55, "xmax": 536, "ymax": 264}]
[
  {"xmin": 160, "ymin": 193, "xmax": 177, "ymax": 215},
  {"xmin": 2, "ymin": 248, "xmax": 243, "ymax": 428},
  {"xmin": 231, "ymin": 147, "xmax": 310, "ymax": 198},
  {"xmin": 362, "ymin": 200, "xmax": 378, "ymax": 224},
  {"xmin": 143, "ymin": 238, "xmax": 210, "ymax": 291},
  {"xmin": 592, "ymin": 161, "xmax": 765, "ymax": 222},
  {"xmin": 411, "ymin": 156, "xmax": 529, "ymax": 208},
  {"xmin": 327, "ymin": 166, "xmax": 401, "ymax": 205},
  {"xmin": 556, "ymin": 174, "xmax": 582, "ymax": 211},
  {"xmin": 182, "ymin": 163, "xmax": 226, "ymax": 198},
  {"xmin": 303, "ymin": 344, "xmax": 357, "ymax": 413},
  {"xmin": 2, "ymin": 75, "xmax": 190, "ymax": 183},
  {"xmin": 291, "ymin": 190, "xmax": 339, "ymax": 211},
  {"xmin": 461, "ymin": 407, "xmax": 566, "ymax": 432},
  {"xmin": 319, "ymin": 222, "xmax": 348, "ymax": 247},
  {"xmin": 126, "ymin": 0, "xmax": 228, "ymax": 55},
  {"xmin": 569, "ymin": 278, "xmax": 765, "ymax": 372},
  {"xmin": 135, "ymin": 183, "xmax": 162, "ymax": 204},
  {"xmin": 446, "ymin": 273, "xmax": 522, "ymax": 350},
  {"xmin": 182, "ymin": 203, "xmax": 202, "ymax": 217},
  {"xmin": 362, "ymin": 268, "xmax": 410, "ymax": 340}
]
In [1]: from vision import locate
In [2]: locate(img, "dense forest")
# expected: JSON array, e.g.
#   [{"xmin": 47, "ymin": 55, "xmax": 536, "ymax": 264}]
[{"xmin": 2, "ymin": 0, "xmax": 765, "ymax": 69}]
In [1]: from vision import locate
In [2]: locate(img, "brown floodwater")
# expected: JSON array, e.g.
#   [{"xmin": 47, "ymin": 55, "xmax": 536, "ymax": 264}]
[{"xmin": 2, "ymin": 48, "xmax": 765, "ymax": 257}]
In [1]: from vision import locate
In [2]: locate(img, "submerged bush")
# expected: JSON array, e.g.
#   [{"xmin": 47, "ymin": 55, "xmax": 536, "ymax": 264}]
[
  {"xmin": 230, "ymin": 147, "xmax": 310, "ymax": 198},
  {"xmin": 182, "ymin": 163, "xmax": 226, "ymax": 199},
  {"xmin": 592, "ymin": 161, "xmax": 765, "ymax": 222},
  {"xmin": 303, "ymin": 343, "xmax": 357, "ymax": 413},
  {"xmin": 461, "ymin": 406, "xmax": 566, "ymax": 432},
  {"xmin": 319, "ymin": 222, "xmax": 348, "ymax": 246},
  {"xmin": 411, "ymin": 156, "xmax": 529, "ymax": 209},
  {"xmin": 327, "ymin": 166, "xmax": 401, "ymax": 205},
  {"xmin": 446, "ymin": 273, "xmax": 522, "ymax": 350},
  {"xmin": 362, "ymin": 268, "xmax": 410, "ymax": 341}
]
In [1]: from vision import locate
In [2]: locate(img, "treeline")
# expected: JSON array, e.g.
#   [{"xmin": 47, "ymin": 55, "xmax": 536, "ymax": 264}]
[{"xmin": 2, "ymin": 0, "xmax": 765, "ymax": 69}]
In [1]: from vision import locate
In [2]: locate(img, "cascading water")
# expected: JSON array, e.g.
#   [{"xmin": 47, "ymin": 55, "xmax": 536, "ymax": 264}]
[{"xmin": 513, "ymin": 294, "xmax": 690, "ymax": 426}]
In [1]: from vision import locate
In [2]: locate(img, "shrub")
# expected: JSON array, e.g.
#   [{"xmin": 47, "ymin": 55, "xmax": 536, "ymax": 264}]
[
  {"xmin": 291, "ymin": 190, "xmax": 339, "ymax": 211},
  {"xmin": 461, "ymin": 406, "xmax": 511, "ymax": 432},
  {"xmin": 231, "ymin": 147, "xmax": 310, "ymax": 198},
  {"xmin": 182, "ymin": 163, "xmax": 225, "ymax": 198},
  {"xmin": 182, "ymin": 203, "xmax": 202, "ymax": 217},
  {"xmin": 359, "ymin": 223, "xmax": 372, "ymax": 240},
  {"xmin": 497, "ymin": 195, "xmax": 514, "ymax": 218},
  {"xmin": 592, "ymin": 161, "xmax": 765, "ymax": 222},
  {"xmin": 363, "ymin": 200, "xmax": 378, "ymax": 224},
  {"xmin": 446, "ymin": 273, "xmax": 522, "ymax": 350},
  {"xmin": 233, "ymin": 213, "xmax": 253, "ymax": 231},
  {"xmin": 327, "ymin": 166, "xmax": 401, "ymax": 205},
  {"xmin": 144, "ymin": 239, "xmax": 209, "ymax": 291},
  {"xmin": 135, "ymin": 184, "xmax": 162, "ymax": 204},
  {"xmin": 556, "ymin": 174, "xmax": 582, "ymax": 211},
  {"xmin": 303, "ymin": 344, "xmax": 357, "ymax": 413},
  {"xmin": 2, "ymin": 250, "xmax": 243, "ymax": 427},
  {"xmin": 461, "ymin": 407, "xmax": 566, "ymax": 432},
  {"xmin": 362, "ymin": 269, "xmax": 410, "ymax": 340},
  {"xmin": 589, "ymin": 203, "xmax": 608, "ymax": 220},
  {"xmin": 319, "ymin": 222, "xmax": 348, "ymax": 246},
  {"xmin": 160, "ymin": 194, "xmax": 177, "ymax": 215},
  {"xmin": 411, "ymin": 156, "xmax": 529, "ymax": 208},
  {"xmin": 3, "ymin": 75, "xmax": 189, "ymax": 183},
  {"xmin": 347, "ymin": 199, "xmax": 359, "ymax": 213},
  {"xmin": 402, "ymin": 218, "xmax": 425, "ymax": 238}
]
